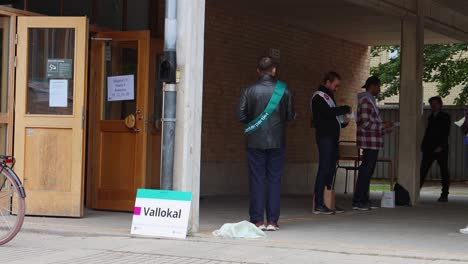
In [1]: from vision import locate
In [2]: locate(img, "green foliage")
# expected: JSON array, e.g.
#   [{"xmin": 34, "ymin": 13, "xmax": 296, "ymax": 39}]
[{"xmin": 370, "ymin": 44, "xmax": 468, "ymax": 105}]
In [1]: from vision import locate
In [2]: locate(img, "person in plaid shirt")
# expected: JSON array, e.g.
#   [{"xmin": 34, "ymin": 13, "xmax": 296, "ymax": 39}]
[{"xmin": 353, "ymin": 76, "xmax": 394, "ymax": 210}]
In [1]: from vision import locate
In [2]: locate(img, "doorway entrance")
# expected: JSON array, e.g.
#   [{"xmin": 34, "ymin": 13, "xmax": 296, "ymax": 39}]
[
  {"xmin": 3, "ymin": 6, "xmax": 163, "ymax": 217},
  {"xmin": 87, "ymin": 31, "xmax": 162, "ymax": 212}
]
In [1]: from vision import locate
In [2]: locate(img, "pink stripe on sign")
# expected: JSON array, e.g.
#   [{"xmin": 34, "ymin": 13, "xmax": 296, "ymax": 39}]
[{"xmin": 133, "ymin": 207, "xmax": 142, "ymax": 215}]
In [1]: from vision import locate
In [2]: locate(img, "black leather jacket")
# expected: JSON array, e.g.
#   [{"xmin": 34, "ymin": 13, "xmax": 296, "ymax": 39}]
[{"xmin": 237, "ymin": 74, "xmax": 295, "ymax": 149}]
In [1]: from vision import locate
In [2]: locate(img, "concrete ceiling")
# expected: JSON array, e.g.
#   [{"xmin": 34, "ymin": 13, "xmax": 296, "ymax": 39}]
[
  {"xmin": 208, "ymin": 0, "xmax": 460, "ymax": 46},
  {"xmin": 434, "ymin": 0, "xmax": 468, "ymax": 16}
]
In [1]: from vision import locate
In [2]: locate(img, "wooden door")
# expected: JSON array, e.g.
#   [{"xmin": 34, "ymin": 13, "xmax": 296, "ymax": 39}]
[
  {"xmin": 89, "ymin": 31, "xmax": 151, "ymax": 211},
  {"xmin": 0, "ymin": 15, "xmax": 16, "ymax": 156},
  {"xmin": 14, "ymin": 17, "xmax": 88, "ymax": 217}
]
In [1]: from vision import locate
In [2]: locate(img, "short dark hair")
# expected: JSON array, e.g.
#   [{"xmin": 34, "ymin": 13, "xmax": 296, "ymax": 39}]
[
  {"xmin": 257, "ymin": 56, "xmax": 277, "ymax": 73},
  {"xmin": 323, "ymin": 71, "xmax": 341, "ymax": 84},
  {"xmin": 362, "ymin": 76, "xmax": 381, "ymax": 89},
  {"xmin": 429, "ymin": 96, "xmax": 443, "ymax": 105}
]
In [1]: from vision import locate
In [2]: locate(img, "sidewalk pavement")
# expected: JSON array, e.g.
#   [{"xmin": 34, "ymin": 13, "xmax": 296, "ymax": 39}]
[{"xmin": 4, "ymin": 187, "xmax": 468, "ymax": 264}]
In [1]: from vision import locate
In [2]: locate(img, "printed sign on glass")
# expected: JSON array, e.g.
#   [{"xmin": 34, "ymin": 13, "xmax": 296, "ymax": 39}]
[
  {"xmin": 107, "ymin": 75, "xmax": 135, "ymax": 101},
  {"xmin": 49, "ymin": 79, "xmax": 68, "ymax": 107},
  {"xmin": 47, "ymin": 59, "xmax": 73, "ymax": 79}
]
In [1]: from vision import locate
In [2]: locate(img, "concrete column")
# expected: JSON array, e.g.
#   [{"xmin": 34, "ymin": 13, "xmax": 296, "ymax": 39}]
[
  {"xmin": 398, "ymin": 0, "xmax": 425, "ymax": 204},
  {"xmin": 173, "ymin": 0, "xmax": 206, "ymax": 232}
]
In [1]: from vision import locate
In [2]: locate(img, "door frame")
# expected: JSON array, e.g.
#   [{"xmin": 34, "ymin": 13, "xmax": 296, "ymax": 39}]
[
  {"xmin": 0, "ymin": 7, "xmax": 163, "ymax": 214},
  {"xmin": 87, "ymin": 30, "xmax": 151, "ymax": 210},
  {"xmin": 0, "ymin": 8, "xmax": 98, "ymax": 159},
  {"xmin": 0, "ymin": 6, "xmax": 110, "ymax": 157}
]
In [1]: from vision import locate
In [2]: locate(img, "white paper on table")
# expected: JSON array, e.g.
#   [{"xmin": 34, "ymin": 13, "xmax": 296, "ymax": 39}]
[
  {"xmin": 455, "ymin": 117, "xmax": 466, "ymax": 127},
  {"xmin": 49, "ymin": 79, "xmax": 68, "ymax": 107}
]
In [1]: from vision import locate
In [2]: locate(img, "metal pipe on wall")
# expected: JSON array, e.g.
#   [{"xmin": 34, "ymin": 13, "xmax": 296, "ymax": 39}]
[{"xmin": 160, "ymin": 0, "xmax": 177, "ymax": 190}]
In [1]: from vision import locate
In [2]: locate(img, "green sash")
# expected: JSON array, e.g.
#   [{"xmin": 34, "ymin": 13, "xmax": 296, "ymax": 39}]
[{"xmin": 244, "ymin": 80, "xmax": 287, "ymax": 135}]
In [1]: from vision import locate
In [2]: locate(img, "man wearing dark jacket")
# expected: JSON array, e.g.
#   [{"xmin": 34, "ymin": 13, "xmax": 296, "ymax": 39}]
[
  {"xmin": 237, "ymin": 56, "xmax": 295, "ymax": 231},
  {"xmin": 311, "ymin": 71, "xmax": 351, "ymax": 214},
  {"xmin": 420, "ymin": 96, "xmax": 451, "ymax": 202}
]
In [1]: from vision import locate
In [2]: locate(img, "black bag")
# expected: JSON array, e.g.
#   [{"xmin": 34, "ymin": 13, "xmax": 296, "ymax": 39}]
[{"xmin": 394, "ymin": 183, "xmax": 411, "ymax": 206}]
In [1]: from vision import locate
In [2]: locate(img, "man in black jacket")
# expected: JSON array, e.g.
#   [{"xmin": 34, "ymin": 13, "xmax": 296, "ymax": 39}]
[
  {"xmin": 420, "ymin": 96, "xmax": 451, "ymax": 202},
  {"xmin": 311, "ymin": 71, "xmax": 351, "ymax": 214},
  {"xmin": 237, "ymin": 56, "xmax": 295, "ymax": 231}
]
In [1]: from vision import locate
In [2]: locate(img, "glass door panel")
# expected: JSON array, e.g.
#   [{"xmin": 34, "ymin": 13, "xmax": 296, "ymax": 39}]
[
  {"xmin": 27, "ymin": 28, "xmax": 75, "ymax": 115},
  {"xmin": 102, "ymin": 40, "xmax": 138, "ymax": 120}
]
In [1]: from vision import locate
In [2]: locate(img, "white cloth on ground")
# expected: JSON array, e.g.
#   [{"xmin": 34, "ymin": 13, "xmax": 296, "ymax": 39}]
[{"xmin": 212, "ymin": 220, "xmax": 267, "ymax": 239}]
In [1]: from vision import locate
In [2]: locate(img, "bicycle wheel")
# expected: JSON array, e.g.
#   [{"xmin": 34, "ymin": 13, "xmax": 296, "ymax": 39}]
[{"xmin": 0, "ymin": 169, "xmax": 25, "ymax": 245}]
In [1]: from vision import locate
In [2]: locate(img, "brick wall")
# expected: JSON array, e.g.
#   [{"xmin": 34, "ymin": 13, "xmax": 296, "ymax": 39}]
[
  {"xmin": 202, "ymin": 5, "xmax": 369, "ymax": 161},
  {"xmin": 128, "ymin": 0, "xmax": 370, "ymax": 195},
  {"xmin": 200, "ymin": 3, "xmax": 370, "ymax": 195}
]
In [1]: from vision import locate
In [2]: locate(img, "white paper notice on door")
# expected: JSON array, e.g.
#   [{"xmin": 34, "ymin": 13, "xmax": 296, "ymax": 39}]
[
  {"xmin": 49, "ymin": 79, "xmax": 68, "ymax": 107},
  {"xmin": 107, "ymin": 75, "xmax": 135, "ymax": 101}
]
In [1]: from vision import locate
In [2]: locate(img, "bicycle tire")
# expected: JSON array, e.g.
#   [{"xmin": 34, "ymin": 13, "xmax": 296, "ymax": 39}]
[{"xmin": 0, "ymin": 168, "xmax": 25, "ymax": 246}]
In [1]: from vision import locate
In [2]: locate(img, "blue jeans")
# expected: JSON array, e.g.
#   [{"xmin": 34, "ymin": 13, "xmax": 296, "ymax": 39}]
[
  {"xmin": 315, "ymin": 137, "xmax": 338, "ymax": 207},
  {"xmin": 247, "ymin": 148, "xmax": 285, "ymax": 223},
  {"xmin": 353, "ymin": 149, "xmax": 379, "ymax": 205}
]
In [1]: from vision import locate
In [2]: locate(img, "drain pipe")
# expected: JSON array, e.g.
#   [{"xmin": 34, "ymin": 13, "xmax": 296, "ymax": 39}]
[{"xmin": 160, "ymin": 0, "xmax": 177, "ymax": 190}]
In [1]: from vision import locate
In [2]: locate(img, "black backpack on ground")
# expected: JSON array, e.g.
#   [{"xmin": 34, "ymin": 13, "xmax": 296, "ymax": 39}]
[{"xmin": 394, "ymin": 183, "xmax": 411, "ymax": 206}]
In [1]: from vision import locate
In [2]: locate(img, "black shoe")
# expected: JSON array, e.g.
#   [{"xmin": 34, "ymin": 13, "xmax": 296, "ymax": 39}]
[
  {"xmin": 314, "ymin": 205, "xmax": 335, "ymax": 215},
  {"xmin": 369, "ymin": 201, "xmax": 380, "ymax": 209},
  {"xmin": 352, "ymin": 203, "xmax": 371, "ymax": 211},
  {"xmin": 333, "ymin": 206, "xmax": 345, "ymax": 214},
  {"xmin": 438, "ymin": 196, "xmax": 448, "ymax": 203}
]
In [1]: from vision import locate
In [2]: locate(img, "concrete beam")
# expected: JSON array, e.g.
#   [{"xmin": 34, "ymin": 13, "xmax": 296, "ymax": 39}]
[
  {"xmin": 173, "ymin": 0, "xmax": 206, "ymax": 233},
  {"xmin": 344, "ymin": 0, "xmax": 417, "ymax": 19},
  {"xmin": 345, "ymin": 0, "xmax": 468, "ymax": 43},
  {"xmin": 398, "ymin": 0, "xmax": 425, "ymax": 204},
  {"xmin": 425, "ymin": 1, "xmax": 468, "ymax": 43}
]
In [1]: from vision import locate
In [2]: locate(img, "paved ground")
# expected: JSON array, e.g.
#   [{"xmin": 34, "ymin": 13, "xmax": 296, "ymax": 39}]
[
  {"xmin": 2, "ymin": 184, "xmax": 468, "ymax": 263},
  {"xmin": 3, "ymin": 226, "xmax": 468, "ymax": 264}
]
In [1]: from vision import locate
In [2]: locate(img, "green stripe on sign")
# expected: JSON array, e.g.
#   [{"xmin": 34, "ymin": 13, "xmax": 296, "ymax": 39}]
[{"xmin": 136, "ymin": 189, "xmax": 192, "ymax": 201}]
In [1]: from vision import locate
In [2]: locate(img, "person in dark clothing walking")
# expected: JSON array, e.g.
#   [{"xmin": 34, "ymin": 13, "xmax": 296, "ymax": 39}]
[
  {"xmin": 463, "ymin": 107, "xmax": 468, "ymax": 178},
  {"xmin": 311, "ymin": 71, "xmax": 351, "ymax": 215},
  {"xmin": 237, "ymin": 56, "xmax": 295, "ymax": 231},
  {"xmin": 460, "ymin": 107, "xmax": 468, "ymax": 234},
  {"xmin": 420, "ymin": 96, "xmax": 451, "ymax": 202}
]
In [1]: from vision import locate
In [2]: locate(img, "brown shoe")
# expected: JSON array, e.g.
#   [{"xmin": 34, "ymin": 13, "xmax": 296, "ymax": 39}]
[{"xmin": 254, "ymin": 222, "xmax": 266, "ymax": 231}]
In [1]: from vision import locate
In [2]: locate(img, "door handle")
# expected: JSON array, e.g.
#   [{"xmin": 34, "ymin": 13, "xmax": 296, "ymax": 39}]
[{"xmin": 124, "ymin": 114, "xmax": 136, "ymax": 129}]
